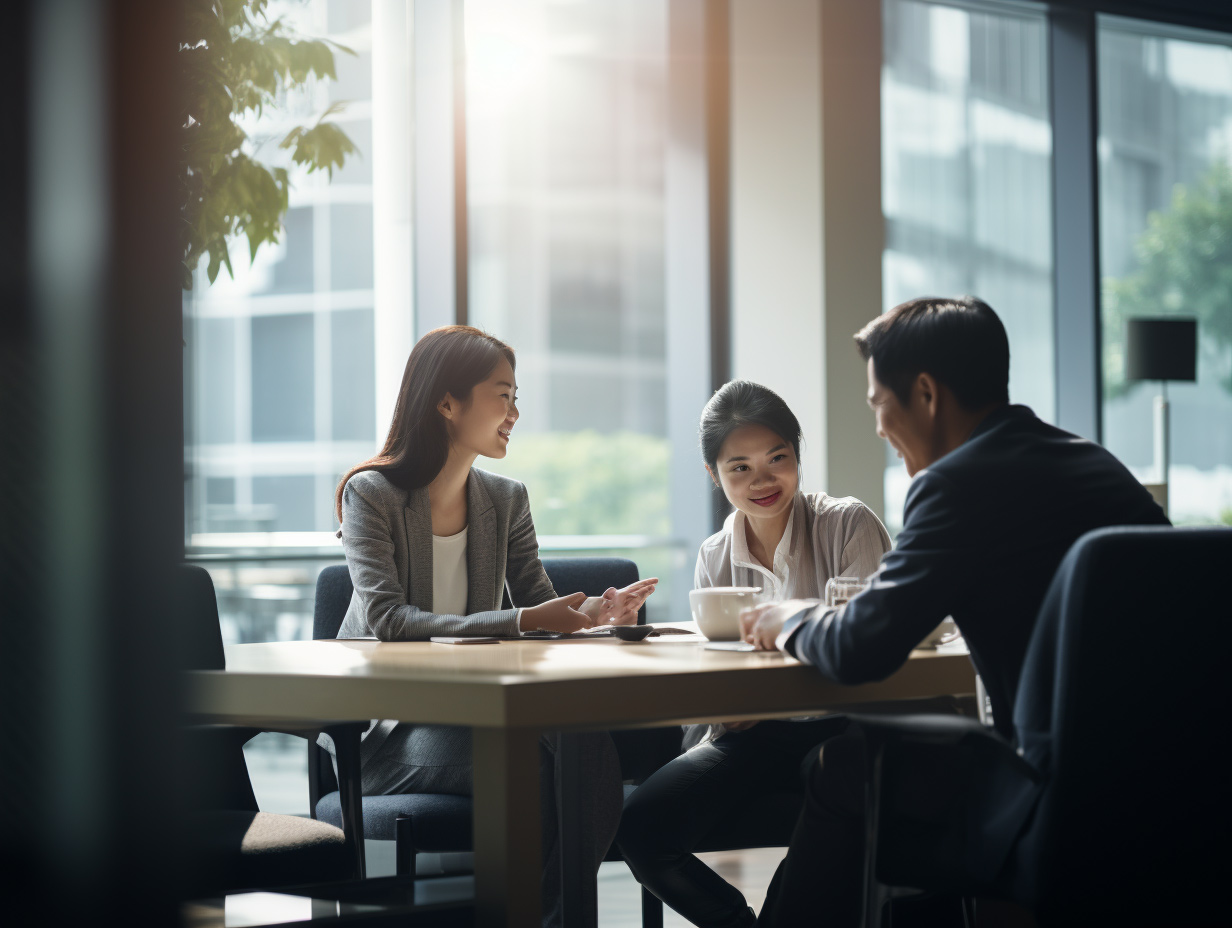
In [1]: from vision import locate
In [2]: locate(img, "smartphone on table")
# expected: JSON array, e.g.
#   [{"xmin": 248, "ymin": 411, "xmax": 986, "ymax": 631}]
[{"xmin": 429, "ymin": 636, "xmax": 503, "ymax": 645}]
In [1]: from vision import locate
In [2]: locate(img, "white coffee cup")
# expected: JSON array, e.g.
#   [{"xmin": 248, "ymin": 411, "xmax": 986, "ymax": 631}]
[{"xmin": 688, "ymin": 587, "xmax": 762, "ymax": 641}]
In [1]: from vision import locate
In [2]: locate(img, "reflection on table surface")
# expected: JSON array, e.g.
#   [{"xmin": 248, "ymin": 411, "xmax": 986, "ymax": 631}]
[
  {"xmin": 182, "ymin": 876, "xmax": 474, "ymax": 927},
  {"xmin": 198, "ymin": 621, "xmax": 975, "ymax": 732},
  {"xmin": 215, "ymin": 622, "xmax": 968, "ymax": 685}
]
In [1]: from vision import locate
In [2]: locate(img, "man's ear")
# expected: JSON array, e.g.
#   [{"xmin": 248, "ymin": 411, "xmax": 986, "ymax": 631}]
[
  {"xmin": 915, "ymin": 373, "xmax": 939, "ymax": 419},
  {"xmin": 704, "ymin": 464, "xmax": 721, "ymax": 489}
]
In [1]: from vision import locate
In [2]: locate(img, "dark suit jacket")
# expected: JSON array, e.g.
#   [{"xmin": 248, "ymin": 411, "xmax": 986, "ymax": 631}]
[{"xmin": 786, "ymin": 404, "xmax": 1169, "ymax": 737}]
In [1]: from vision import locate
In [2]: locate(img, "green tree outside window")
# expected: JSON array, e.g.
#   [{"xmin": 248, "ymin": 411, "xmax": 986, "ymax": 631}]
[
  {"xmin": 180, "ymin": 0, "xmax": 357, "ymax": 290},
  {"xmin": 1103, "ymin": 160, "xmax": 1232, "ymax": 398}
]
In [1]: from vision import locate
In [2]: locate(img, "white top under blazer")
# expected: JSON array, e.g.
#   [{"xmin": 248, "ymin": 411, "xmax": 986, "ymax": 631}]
[{"xmin": 431, "ymin": 527, "xmax": 470, "ymax": 618}]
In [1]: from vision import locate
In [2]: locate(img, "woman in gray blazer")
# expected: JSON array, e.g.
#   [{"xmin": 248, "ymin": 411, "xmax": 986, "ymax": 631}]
[{"xmin": 328, "ymin": 324, "xmax": 656, "ymax": 927}]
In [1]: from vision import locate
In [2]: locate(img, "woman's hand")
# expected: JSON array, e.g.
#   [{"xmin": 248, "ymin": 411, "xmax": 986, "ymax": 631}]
[
  {"xmin": 581, "ymin": 577, "xmax": 660, "ymax": 626},
  {"xmin": 520, "ymin": 593, "xmax": 593, "ymax": 634}
]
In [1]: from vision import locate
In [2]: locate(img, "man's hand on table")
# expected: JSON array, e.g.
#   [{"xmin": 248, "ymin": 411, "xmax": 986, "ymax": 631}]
[{"xmin": 739, "ymin": 599, "xmax": 818, "ymax": 651}]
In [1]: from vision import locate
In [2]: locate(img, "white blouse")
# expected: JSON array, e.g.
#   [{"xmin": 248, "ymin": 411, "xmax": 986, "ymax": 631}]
[
  {"xmin": 432, "ymin": 527, "xmax": 470, "ymax": 617},
  {"xmin": 432, "ymin": 526, "xmax": 530, "ymax": 633},
  {"xmin": 694, "ymin": 491, "xmax": 892, "ymax": 600},
  {"xmin": 685, "ymin": 491, "xmax": 892, "ymax": 749}
]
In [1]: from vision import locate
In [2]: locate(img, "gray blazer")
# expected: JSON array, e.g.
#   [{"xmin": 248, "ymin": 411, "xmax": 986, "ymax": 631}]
[{"xmin": 323, "ymin": 467, "xmax": 558, "ymax": 769}]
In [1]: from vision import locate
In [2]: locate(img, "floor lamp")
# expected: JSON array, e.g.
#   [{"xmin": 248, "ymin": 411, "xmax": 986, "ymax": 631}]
[{"xmin": 1126, "ymin": 317, "xmax": 1197, "ymax": 519}]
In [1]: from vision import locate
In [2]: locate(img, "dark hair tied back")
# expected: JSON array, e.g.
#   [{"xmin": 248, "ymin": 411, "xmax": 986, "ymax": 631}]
[{"xmin": 699, "ymin": 380, "xmax": 802, "ymax": 471}]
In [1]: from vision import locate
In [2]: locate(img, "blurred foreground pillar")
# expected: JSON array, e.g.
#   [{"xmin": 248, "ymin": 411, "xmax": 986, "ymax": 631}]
[{"xmin": 2, "ymin": 0, "xmax": 184, "ymax": 923}]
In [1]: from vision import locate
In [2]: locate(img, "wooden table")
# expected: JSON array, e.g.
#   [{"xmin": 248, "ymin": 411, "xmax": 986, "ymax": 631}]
[{"xmin": 187, "ymin": 627, "xmax": 976, "ymax": 927}]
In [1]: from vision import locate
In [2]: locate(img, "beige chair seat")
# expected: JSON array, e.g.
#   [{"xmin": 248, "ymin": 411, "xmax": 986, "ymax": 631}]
[{"xmin": 193, "ymin": 809, "xmax": 350, "ymax": 893}]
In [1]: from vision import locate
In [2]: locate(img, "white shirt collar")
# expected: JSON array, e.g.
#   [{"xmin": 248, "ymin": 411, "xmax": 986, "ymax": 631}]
[{"xmin": 730, "ymin": 493, "xmax": 800, "ymax": 580}]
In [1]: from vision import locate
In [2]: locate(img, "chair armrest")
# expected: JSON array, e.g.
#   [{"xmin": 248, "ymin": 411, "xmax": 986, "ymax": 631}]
[
  {"xmin": 848, "ymin": 713, "xmax": 1040, "ymax": 782},
  {"xmin": 849, "ymin": 711, "xmax": 993, "ymax": 742},
  {"xmin": 851, "ymin": 713, "xmax": 1043, "ymax": 910}
]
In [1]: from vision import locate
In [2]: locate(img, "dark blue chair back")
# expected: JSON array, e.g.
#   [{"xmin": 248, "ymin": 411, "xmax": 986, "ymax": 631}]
[
  {"xmin": 182, "ymin": 563, "xmax": 228, "ymax": 672},
  {"xmin": 312, "ymin": 556, "xmax": 647, "ymax": 641},
  {"xmin": 1012, "ymin": 526, "xmax": 1232, "ymax": 925},
  {"xmin": 313, "ymin": 564, "xmax": 354, "ymax": 640},
  {"xmin": 180, "ymin": 565, "xmax": 260, "ymax": 813}
]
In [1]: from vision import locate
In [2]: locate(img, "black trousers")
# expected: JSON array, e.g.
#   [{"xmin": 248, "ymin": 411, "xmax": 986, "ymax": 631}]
[
  {"xmin": 758, "ymin": 726, "xmax": 976, "ymax": 928},
  {"xmin": 756, "ymin": 728, "xmax": 868, "ymax": 927},
  {"xmin": 617, "ymin": 718, "xmax": 849, "ymax": 928}
]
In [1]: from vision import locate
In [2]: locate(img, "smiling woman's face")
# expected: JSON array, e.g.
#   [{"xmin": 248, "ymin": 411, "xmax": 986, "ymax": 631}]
[
  {"xmin": 708, "ymin": 423, "xmax": 799, "ymax": 524},
  {"xmin": 442, "ymin": 356, "xmax": 519, "ymax": 460}
]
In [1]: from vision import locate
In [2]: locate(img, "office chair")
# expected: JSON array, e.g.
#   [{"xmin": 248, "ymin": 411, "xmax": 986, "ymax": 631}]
[
  {"xmin": 853, "ymin": 527, "xmax": 1232, "ymax": 927},
  {"xmin": 181, "ymin": 564, "xmax": 364, "ymax": 894}
]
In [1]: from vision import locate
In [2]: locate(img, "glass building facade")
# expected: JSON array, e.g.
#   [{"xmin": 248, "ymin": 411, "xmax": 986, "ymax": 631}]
[
  {"xmin": 881, "ymin": 0, "xmax": 1054, "ymax": 531},
  {"xmin": 1098, "ymin": 18, "xmax": 1232, "ymax": 525},
  {"xmin": 185, "ymin": 0, "xmax": 385, "ymax": 545},
  {"xmin": 464, "ymin": 0, "xmax": 682, "ymax": 603}
]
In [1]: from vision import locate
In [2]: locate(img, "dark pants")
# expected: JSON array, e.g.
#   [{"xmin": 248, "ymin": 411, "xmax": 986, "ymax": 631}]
[
  {"xmin": 758, "ymin": 727, "xmax": 975, "ymax": 928},
  {"xmin": 756, "ymin": 729, "xmax": 868, "ymax": 927},
  {"xmin": 618, "ymin": 718, "xmax": 849, "ymax": 928}
]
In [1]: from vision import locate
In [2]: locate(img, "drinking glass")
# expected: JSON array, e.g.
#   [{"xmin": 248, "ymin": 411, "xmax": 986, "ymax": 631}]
[{"xmin": 824, "ymin": 576, "xmax": 869, "ymax": 608}]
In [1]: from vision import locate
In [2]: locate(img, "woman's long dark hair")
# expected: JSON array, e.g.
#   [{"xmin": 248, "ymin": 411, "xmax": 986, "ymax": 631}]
[
  {"xmin": 335, "ymin": 325, "xmax": 516, "ymax": 522},
  {"xmin": 699, "ymin": 380, "xmax": 802, "ymax": 471}
]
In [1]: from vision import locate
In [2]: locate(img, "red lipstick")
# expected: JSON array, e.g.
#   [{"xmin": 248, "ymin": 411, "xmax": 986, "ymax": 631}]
[{"xmin": 750, "ymin": 490, "xmax": 782, "ymax": 508}]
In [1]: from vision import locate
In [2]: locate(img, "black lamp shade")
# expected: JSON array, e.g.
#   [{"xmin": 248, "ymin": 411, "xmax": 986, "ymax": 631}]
[{"xmin": 1126, "ymin": 317, "xmax": 1197, "ymax": 382}]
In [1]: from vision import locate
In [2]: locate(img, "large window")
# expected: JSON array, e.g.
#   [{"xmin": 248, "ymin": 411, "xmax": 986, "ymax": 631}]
[
  {"xmin": 185, "ymin": 0, "xmax": 406, "ymax": 551},
  {"xmin": 188, "ymin": 0, "xmax": 694, "ymax": 635},
  {"xmin": 880, "ymin": 0, "xmax": 1054, "ymax": 530},
  {"xmin": 184, "ymin": 0, "xmax": 1232, "ymax": 817},
  {"xmin": 1098, "ymin": 18, "xmax": 1232, "ymax": 525},
  {"xmin": 466, "ymin": 0, "xmax": 685, "ymax": 616},
  {"xmin": 183, "ymin": 0, "xmax": 408, "ymax": 812}
]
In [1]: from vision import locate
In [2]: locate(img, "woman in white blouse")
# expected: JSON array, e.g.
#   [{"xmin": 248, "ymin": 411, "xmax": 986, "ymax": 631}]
[{"xmin": 616, "ymin": 380, "xmax": 891, "ymax": 928}]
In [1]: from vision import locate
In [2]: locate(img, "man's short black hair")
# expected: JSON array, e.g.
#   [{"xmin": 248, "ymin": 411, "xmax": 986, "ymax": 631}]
[{"xmin": 854, "ymin": 296, "xmax": 1010, "ymax": 410}]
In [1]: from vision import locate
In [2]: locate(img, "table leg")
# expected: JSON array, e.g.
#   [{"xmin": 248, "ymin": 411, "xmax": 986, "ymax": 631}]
[
  {"xmin": 557, "ymin": 732, "xmax": 591, "ymax": 927},
  {"xmin": 332, "ymin": 724, "xmax": 367, "ymax": 880},
  {"xmin": 472, "ymin": 726, "xmax": 542, "ymax": 928}
]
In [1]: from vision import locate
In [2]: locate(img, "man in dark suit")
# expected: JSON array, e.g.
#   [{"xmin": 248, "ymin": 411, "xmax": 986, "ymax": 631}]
[{"xmin": 740, "ymin": 296, "xmax": 1168, "ymax": 926}]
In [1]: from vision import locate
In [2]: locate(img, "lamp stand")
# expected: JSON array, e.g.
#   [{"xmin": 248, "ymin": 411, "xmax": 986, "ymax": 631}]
[{"xmin": 1152, "ymin": 381, "xmax": 1169, "ymax": 518}]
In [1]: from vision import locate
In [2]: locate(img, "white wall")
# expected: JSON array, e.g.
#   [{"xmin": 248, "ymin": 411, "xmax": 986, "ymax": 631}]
[
  {"xmin": 372, "ymin": 0, "xmax": 416, "ymax": 439},
  {"xmin": 730, "ymin": 0, "xmax": 827, "ymax": 493},
  {"xmin": 730, "ymin": 0, "xmax": 885, "ymax": 512},
  {"xmin": 818, "ymin": 0, "xmax": 885, "ymax": 512}
]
